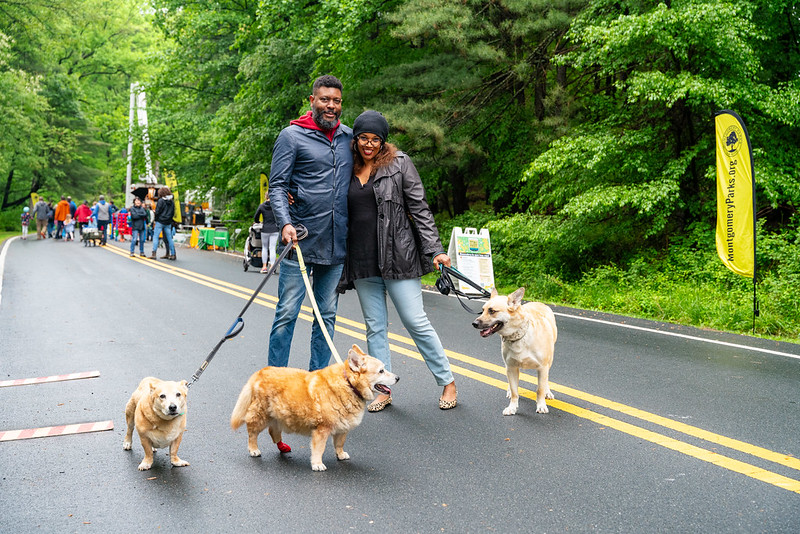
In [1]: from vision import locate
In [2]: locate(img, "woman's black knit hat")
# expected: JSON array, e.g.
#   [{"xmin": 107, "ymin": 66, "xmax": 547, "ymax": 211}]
[{"xmin": 353, "ymin": 110, "xmax": 389, "ymax": 142}]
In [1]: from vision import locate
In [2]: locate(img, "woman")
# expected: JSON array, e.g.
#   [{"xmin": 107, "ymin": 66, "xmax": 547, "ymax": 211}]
[
  {"xmin": 338, "ymin": 110, "xmax": 457, "ymax": 411},
  {"xmin": 128, "ymin": 197, "xmax": 148, "ymax": 257},
  {"xmin": 151, "ymin": 187, "xmax": 176, "ymax": 260},
  {"xmin": 254, "ymin": 192, "xmax": 280, "ymax": 274}
]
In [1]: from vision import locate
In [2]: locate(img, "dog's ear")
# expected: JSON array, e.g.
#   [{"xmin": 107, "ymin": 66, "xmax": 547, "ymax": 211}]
[
  {"xmin": 508, "ymin": 287, "xmax": 525, "ymax": 308},
  {"xmin": 351, "ymin": 344, "xmax": 366, "ymax": 356},
  {"xmin": 490, "ymin": 288, "xmax": 498, "ymax": 298},
  {"xmin": 348, "ymin": 346, "xmax": 364, "ymax": 371}
]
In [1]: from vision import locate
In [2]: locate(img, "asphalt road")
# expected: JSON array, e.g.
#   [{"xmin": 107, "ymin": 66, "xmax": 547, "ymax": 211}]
[{"xmin": 1, "ymin": 236, "xmax": 799, "ymax": 533}]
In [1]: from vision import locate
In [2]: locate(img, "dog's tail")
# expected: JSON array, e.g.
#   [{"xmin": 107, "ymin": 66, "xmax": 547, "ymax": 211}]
[{"xmin": 230, "ymin": 377, "xmax": 253, "ymax": 430}]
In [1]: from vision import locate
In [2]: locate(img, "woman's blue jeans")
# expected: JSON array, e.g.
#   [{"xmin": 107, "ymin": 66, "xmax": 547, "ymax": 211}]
[
  {"xmin": 152, "ymin": 221, "xmax": 175, "ymax": 255},
  {"xmin": 354, "ymin": 276, "xmax": 454, "ymax": 386}
]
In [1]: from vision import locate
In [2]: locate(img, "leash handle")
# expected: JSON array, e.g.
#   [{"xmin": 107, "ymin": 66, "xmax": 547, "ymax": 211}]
[
  {"xmin": 441, "ymin": 265, "xmax": 491, "ymax": 298},
  {"xmin": 225, "ymin": 317, "xmax": 244, "ymax": 339},
  {"xmin": 437, "ymin": 265, "xmax": 489, "ymax": 314}
]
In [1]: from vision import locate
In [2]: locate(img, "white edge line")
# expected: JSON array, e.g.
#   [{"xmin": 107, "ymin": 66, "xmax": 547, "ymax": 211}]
[
  {"xmin": 422, "ymin": 288, "xmax": 800, "ymax": 361},
  {"xmin": 553, "ymin": 312, "xmax": 800, "ymax": 361},
  {"xmin": 0, "ymin": 236, "xmax": 18, "ymax": 307}
]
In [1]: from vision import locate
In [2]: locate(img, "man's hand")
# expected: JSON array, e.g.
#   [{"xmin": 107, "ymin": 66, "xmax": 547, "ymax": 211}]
[{"xmin": 282, "ymin": 224, "xmax": 297, "ymax": 245}]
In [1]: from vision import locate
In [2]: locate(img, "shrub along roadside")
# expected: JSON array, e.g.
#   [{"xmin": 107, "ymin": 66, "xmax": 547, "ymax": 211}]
[{"xmin": 428, "ymin": 211, "xmax": 800, "ymax": 343}]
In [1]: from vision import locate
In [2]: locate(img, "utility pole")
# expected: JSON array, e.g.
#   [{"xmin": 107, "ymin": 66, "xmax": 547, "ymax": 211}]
[{"xmin": 125, "ymin": 82, "xmax": 157, "ymax": 207}]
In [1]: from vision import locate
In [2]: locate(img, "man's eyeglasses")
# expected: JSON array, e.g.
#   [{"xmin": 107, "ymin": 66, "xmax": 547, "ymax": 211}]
[
  {"xmin": 357, "ymin": 136, "xmax": 382, "ymax": 146},
  {"xmin": 317, "ymin": 97, "xmax": 342, "ymax": 105}
]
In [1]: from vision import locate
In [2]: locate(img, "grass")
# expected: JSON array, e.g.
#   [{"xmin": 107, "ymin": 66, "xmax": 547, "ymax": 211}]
[
  {"xmin": 423, "ymin": 268, "xmax": 799, "ymax": 345},
  {"xmin": 0, "ymin": 231, "xmax": 19, "ymax": 245}
]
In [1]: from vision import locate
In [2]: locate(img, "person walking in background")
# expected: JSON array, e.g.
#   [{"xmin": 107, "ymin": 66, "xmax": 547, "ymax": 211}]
[
  {"xmin": 128, "ymin": 196, "xmax": 148, "ymax": 257},
  {"xmin": 67, "ymin": 196, "xmax": 77, "ymax": 218},
  {"xmin": 74, "ymin": 200, "xmax": 92, "ymax": 236},
  {"xmin": 32, "ymin": 197, "xmax": 48, "ymax": 239},
  {"xmin": 92, "ymin": 195, "xmax": 112, "ymax": 245},
  {"xmin": 254, "ymin": 192, "xmax": 280, "ymax": 274},
  {"xmin": 266, "ymin": 74, "xmax": 353, "ymax": 371},
  {"xmin": 337, "ymin": 110, "xmax": 458, "ymax": 411},
  {"xmin": 20, "ymin": 207, "xmax": 31, "ymax": 240},
  {"xmin": 63, "ymin": 214, "xmax": 75, "ymax": 241},
  {"xmin": 46, "ymin": 201, "xmax": 55, "ymax": 238},
  {"xmin": 151, "ymin": 187, "xmax": 176, "ymax": 261},
  {"xmin": 145, "ymin": 199, "xmax": 155, "ymax": 241},
  {"xmin": 54, "ymin": 196, "xmax": 70, "ymax": 240}
]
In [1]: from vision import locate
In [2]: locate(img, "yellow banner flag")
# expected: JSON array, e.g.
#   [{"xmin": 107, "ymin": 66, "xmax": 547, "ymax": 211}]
[
  {"xmin": 259, "ymin": 172, "xmax": 269, "ymax": 203},
  {"xmin": 164, "ymin": 170, "xmax": 182, "ymax": 224},
  {"xmin": 714, "ymin": 110, "xmax": 755, "ymax": 278}
]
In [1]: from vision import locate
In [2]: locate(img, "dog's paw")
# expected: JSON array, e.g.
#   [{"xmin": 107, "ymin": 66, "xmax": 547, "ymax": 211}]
[
  {"xmin": 536, "ymin": 403, "xmax": 550, "ymax": 414},
  {"xmin": 249, "ymin": 448, "xmax": 262, "ymax": 457},
  {"xmin": 337, "ymin": 451, "xmax": 350, "ymax": 461},
  {"xmin": 311, "ymin": 463, "xmax": 327, "ymax": 472},
  {"xmin": 137, "ymin": 460, "xmax": 153, "ymax": 471},
  {"xmin": 502, "ymin": 404, "xmax": 518, "ymax": 416},
  {"xmin": 171, "ymin": 459, "xmax": 190, "ymax": 467},
  {"xmin": 122, "ymin": 440, "xmax": 132, "ymax": 451}
]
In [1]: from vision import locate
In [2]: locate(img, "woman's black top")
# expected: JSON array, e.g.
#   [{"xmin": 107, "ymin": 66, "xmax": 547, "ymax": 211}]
[{"xmin": 346, "ymin": 175, "xmax": 381, "ymax": 280}]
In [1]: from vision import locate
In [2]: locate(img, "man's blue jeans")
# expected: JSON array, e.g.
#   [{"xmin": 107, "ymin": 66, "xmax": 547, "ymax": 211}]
[
  {"xmin": 267, "ymin": 259, "xmax": 343, "ymax": 370},
  {"xmin": 354, "ymin": 276, "xmax": 454, "ymax": 386},
  {"xmin": 152, "ymin": 221, "xmax": 175, "ymax": 255}
]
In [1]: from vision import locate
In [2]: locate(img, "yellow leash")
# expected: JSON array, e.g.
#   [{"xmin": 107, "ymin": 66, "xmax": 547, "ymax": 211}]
[{"xmin": 294, "ymin": 244, "xmax": 343, "ymax": 364}]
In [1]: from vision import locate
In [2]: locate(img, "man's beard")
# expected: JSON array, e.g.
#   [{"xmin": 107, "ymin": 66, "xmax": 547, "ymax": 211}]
[{"xmin": 312, "ymin": 107, "xmax": 339, "ymax": 130}]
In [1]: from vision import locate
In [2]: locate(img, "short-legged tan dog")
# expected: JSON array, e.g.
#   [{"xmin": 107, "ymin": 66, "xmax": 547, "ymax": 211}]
[
  {"xmin": 472, "ymin": 288, "xmax": 557, "ymax": 415},
  {"xmin": 230, "ymin": 345, "xmax": 399, "ymax": 471},
  {"xmin": 123, "ymin": 377, "xmax": 189, "ymax": 471}
]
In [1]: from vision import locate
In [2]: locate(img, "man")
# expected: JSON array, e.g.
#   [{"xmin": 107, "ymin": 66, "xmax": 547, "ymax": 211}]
[
  {"xmin": 93, "ymin": 195, "xmax": 112, "ymax": 245},
  {"xmin": 74, "ymin": 200, "xmax": 92, "ymax": 236},
  {"xmin": 32, "ymin": 197, "xmax": 49, "ymax": 239},
  {"xmin": 67, "ymin": 196, "xmax": 77, "ymax": 218},
  {"xmin": 54, "ymin": 196, "xmax": 70, "ymax": 240},
  {"xmin": 267, "ymin": 75, "xmax": 353, "ymax": 371}
]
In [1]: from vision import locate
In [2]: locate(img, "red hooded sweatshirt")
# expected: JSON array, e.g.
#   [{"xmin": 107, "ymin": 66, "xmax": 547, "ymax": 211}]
[{"xmin": 290, "ymin": 111, "xmax": 339, "ymax": 142}]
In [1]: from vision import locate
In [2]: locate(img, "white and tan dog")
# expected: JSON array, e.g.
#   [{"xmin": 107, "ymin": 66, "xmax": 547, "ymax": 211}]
[
  {"xmin": 472, "ymin": 288, "xmax": 557, "ymax": 415},
  {"xmin": 231, "ymin": 345, "xmax": 399, "ymax": 471},
  {"xmin": 123, "ymin": 377, "xmax": 189, "ymax": 471}
]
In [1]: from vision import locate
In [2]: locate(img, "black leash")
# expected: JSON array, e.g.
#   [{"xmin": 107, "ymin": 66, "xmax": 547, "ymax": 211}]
[
  {"xmin": 435, "ymin": 264, "xmax": 491, "ymax": 314},
  {"xmin": 186, "ymin": 224, "xmax": 307, "ymax": 388}
]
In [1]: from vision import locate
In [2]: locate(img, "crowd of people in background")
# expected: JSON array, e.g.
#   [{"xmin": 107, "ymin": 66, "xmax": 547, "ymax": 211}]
[{"xmin": 22, "ymin": 194, "xmax": 163, "ymax": 247}]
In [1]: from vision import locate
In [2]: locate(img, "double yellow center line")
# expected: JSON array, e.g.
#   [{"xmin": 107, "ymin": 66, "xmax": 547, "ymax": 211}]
[{"xmin": 106, "ymin": 246, "xmax": 800, "ymax": 494}]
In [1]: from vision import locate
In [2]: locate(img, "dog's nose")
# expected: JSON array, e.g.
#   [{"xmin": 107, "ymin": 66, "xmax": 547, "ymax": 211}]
[
  {"xmin": 169, "ymin": 403, "xmax": 177, "ymax": 412},
  {"xmin": 471, "ymin": 319, "xmax": 480, "ymax": 328}
]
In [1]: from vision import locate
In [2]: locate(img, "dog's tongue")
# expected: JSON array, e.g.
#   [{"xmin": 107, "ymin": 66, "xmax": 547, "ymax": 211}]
[
  {"xmin": 480, "ymin": 328, "xmax": 493, "ymax": 338},
  {"xmin": 375, "ymin": 384, "xmax": 392, "ymax": 395}
]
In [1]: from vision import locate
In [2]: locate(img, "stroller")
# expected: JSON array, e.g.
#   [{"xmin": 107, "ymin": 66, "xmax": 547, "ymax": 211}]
[
  {"xmin": 81, "ymin": 220, "xmax": 102, "ymax": 247},
  {"xmin": 242, "ymin": 223, "xmax": 263, "ymax": 272}
]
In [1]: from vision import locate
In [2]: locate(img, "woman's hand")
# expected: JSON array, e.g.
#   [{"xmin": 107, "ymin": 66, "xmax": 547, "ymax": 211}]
[{"xmin": 433, "ymin": 253, "xmax": 451, "ymax": 270}]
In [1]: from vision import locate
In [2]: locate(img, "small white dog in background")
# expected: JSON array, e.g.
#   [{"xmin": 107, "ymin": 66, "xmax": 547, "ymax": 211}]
[{"xmin": 472, "ymin": 287, "xmax": 557, "ymax": 415}]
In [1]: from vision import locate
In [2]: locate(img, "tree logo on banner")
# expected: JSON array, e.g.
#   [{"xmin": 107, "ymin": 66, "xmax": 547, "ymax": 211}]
[{"xmin": 723, "ymin": 125, "xmax": 743, "ymax": 156}]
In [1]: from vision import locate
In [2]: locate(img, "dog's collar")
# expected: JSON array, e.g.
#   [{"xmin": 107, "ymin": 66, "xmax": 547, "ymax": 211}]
[
  {"xmin": 343, "ymin": 369, "xmax": 364, "ymax": 400},
  {"xmin": 501, "ymin": 323, "xmax": 530, "ymax": 342}
]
